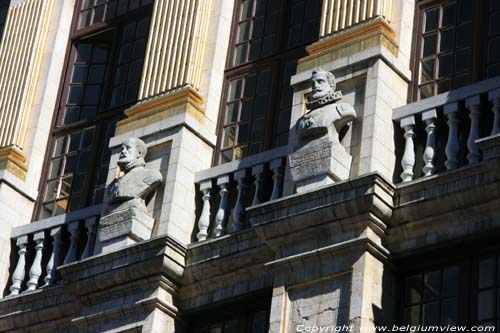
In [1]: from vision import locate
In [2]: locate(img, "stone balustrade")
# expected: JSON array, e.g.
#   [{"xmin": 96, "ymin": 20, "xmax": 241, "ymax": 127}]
[
  {"xmin": 393, "ymin": 76, "xmax": 500, "ymax": 183},
  {"xmin": 4, "ymin": 205, "xmax": 101, "ymax": 297},
  {"xmin": 193, "ymin": 146, "xmax": 288, "ymax": 242}
]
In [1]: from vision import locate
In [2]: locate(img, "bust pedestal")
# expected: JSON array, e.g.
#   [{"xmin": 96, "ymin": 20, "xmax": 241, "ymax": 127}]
[
  {"xmin": 98, "ymin": 204, "xmax": 155, "ymax": 253},
  {"xmin": 289, "ymin": 137, "xmax": 352, "ymax": 193}
]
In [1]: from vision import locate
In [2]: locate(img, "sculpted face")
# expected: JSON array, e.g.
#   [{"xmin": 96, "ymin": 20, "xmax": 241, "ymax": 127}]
[
  {"xmin": 119, "ymin": 138, "xmax": 141, "ymax": 165},
  {"xmin": 311, "ymin": 71, "xmax": 333, "ymax": 100}
]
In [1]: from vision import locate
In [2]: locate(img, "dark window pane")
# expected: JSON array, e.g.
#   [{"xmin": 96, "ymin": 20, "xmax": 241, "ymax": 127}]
[
  {"xmin": 404, "ymin": 305, "xmax": 420, "ymax": 325},
  {"xmin": 223, "ymin": 126, "xmax": 236, "ymax": 148},
  {"xmin": 439, "ymin": 53, "xmax": 453, "ymax": 78},
  {"xmin": 93, "ymin": 5, "xmax": 105, "ymax": 24},
  {"xmin": 224, "ymin": 319, "xmax": 239, "ymax": 333},
  {"xmin": 234, "ymin": 44, "xmax": 248, "ymax": 65},
  {"xmin": 488, "ymin": 37, "xmax": 500, "ymax": 63},
  {"xmin": 64, "ymin": 155, "xmax": 78, "ymax": 174},
  {"xmin": 420, "ymin": 83, "xmax": 434, "ymax": 99},
  {"xmin": 490, "ymin": 12, "xmax": 500, "ymax": 36},
  {"xmin": 87, "ymin": 65, "xmax": 105, "ymax": 84},
  {"xmin": 456, "ymin": 23, "xmax": 472, "ymax": 48},
  {"xmin": 251, "ymin": 118, "xmax": 264, "ymax": 141},
  {"xmin": 441, "ymin": 298, "xmax": 458, "ymax": 325},
  {"xmin": 244, "ymin": 75, "xmax": 257, "ymax": 97},
  {"xmin": 437, "ymin": 79, "xmax": 451, "ymax": 94},
  {"xmin": 442, "ymin": 3, "xmax": 456, "ymax": 27},
  {"xmin": 117, "ymin": 0, "xmax": 128, "ymax": 16},
  {"xmin": 81, "ymin": 106, "xmax": 97, "ymax": 119},
  {"xmin": 238, "ymin": 122, "xmax": 250, "ymax": 145},
  {"xmin": 72, "ymin": 174, "xmax": 85, "ymax": 193},
  {"xmin": 229, "ymin": 79, "xmax": 243, "ymax": 100},
  {"xmin": 64, "ymin": 107, "xmax": 80, "ymax": 124},
  {"xmin": 238, "ymin": 21, "xmax": 251, "ymax": 42},
  {"xmin": 405, "ymin": 275, "xmax": 422, "ymax": 304},
  {"xmin": 44, "ymin": 180, "xmax": 58, "ymax": 201},
  {"xmin": 423, "ymin": 302, "xmax": 440, "ymax": 325},
  {"xmin": 424, "ymin": 270, "xmax": 441, "ymax": 300},
  {"xmin": 81, "ymin": 127, "xmax": 94, "ymax": 148},
  {"xmin": 241, "ymin": 99, "xmax": 253, "ymax": 121},
  {"xmin": 92, "ymin": 46, "xmax": 108, "ymax": 63},
  {"xmin": 69, "ymin": 132, "xmax": 81, "ymax": 152},
  {"xmin": 253, "ymin": 17, "xmax": 265, "ymax": 37},
  {"xmin": 423, "ymin": 33, "xmax": 437, "ymax": 57},
  {"xmin": 55, "ymin": 199, "xmax": 68, "ymax": 215},
  {"xmin": 454, "ymin": 74, "xmax": 471, "ymax": 88},
  {"xmin": 480, "ymin": 257, "xmax": 496, "ymax": 289},
  {"xmin": 421, "ymin": 58, "xmax": 435, "ymax": 83},
  {"xmin": 226, "ymin": 102, "xmax": 239, "ymax": 124},
  {"xmin": 254, "ymin": 95, "xmax": 268, "ymax": 116},
  {"xmin": 443, "ymin": 266, "xmax": 458, "ymax": 296},
  {"xmin": 440, "ymin": 29, "xmax": 454, "ymax": 52},
  {"xmin": 77, "ymin": 44, "xmax": 92, "ymax": 62},
  {"xmin": 455, "ymin": 48, "xmax": 471, "ymax": 72},
  {"xmin": 478, "ymin": 289, "xmax": 496, "ymax": 321},
  {"xmin": 220, "ymin": 149, "xmax": 233, "ymax": 163},
  {"xmin": 425, "ymin": 8, "xmax": 439, "ymax": 32},
  {"xmin": 251, "ymin": 310, "xmax": 267, "ymax": 333},
  {"xmin": 241, "ymin": 0, "xmax": 252, "ymax": 19},
  {"xmin": 68, "ymin": 86, "xmax": 84, "ymax": 104},
  {"xmin": 128, "ymin": 59, "xmax": 143, "ymax": 81},
  {"xmin": 458, "ymin": 0, "xmax": 473, "ymax": 21},
  {"xmin": 72, "ymin": 65, "xmax": 88, "ymax": 83},
  {"xmin": 79, "ymin": 10, "xmax": 92, "ymax": 29},
  {"xmin": 125, "ymin": 81, "xmax": 140, "ymax": 102},
  {"xmin": 83, "ymin": 85, "xmax": 101, "ymax": 105}
]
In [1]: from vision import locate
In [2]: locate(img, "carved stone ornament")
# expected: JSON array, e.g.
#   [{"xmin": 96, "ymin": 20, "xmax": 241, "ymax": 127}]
[
  {"xmin": 98, "ymin": 137, "xmax": 163, "ymax": 253},
  {"xmin": 289, "ymin": 68, "xmax": 356, "ymax": 192}
]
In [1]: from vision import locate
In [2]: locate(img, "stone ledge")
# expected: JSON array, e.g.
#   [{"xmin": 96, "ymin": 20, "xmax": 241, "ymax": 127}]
[{"xmin": 0, "ymin": 146, "xmax": 27, "ymax": 181}]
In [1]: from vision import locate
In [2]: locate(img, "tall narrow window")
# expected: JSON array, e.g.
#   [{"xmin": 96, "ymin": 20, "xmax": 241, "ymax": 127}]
[
  {"xmin": 413, "ymin": 0, "xmax": 499, "ymax": 100},
  {"xmin": 475, "ymin": 255, "xmax": 500, "ymax": 328},
  {"xmin": 38, "ymin": 1, "xmax": 152, "ymax": 218},
  {"xmin": 216, "ymin": 0, "xmax": 322, "ymax": 164}
]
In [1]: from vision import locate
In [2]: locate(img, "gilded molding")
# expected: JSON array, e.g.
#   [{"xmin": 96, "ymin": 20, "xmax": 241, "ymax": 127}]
[
  {"xmin": 0, "ymin": 146, "xmax": 28, "ymax": 180},
  {"xmin": 298, "ymin": 17, "xmax": 398, "ymax": 72},
  {"xmin": 116, "ymin": 86, "xmax": 205, "ymax": 135}
]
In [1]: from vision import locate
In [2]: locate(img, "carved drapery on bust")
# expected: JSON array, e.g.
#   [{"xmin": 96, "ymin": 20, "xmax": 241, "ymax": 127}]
[
  {"xmin": 98, "ymin": 137, "xmax": 163, "ymax": 253},
  {"xmin": 289, "ymin": 69, "xmax": 357, "ymax": 192}
]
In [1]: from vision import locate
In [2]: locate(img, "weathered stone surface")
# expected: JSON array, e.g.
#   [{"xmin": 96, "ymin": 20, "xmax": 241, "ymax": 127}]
[
  {"xmin": 289, "ymin": 69, "xmax": 356, "ymax": 192},
  {"xmin": 288, "ymin": 274, "xmax": 350, "ymax": 331}
]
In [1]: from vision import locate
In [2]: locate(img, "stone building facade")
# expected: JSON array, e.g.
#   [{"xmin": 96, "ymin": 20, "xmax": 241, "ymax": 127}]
[{"xmin": 0, "ymin": 0, "xmax": 499, "ymax": 332}]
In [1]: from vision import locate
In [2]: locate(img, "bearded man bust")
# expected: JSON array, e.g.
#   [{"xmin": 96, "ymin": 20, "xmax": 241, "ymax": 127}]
[
  {"xmin": 98, "ymin": 137, "xmax": 163, "ymax": 252},
  {"xmin": 289, "ymin": 68, "xmax": 357, "ymax": 192}
]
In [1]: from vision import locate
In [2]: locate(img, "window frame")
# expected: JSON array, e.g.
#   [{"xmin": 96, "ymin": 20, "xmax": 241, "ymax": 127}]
[
  {"xmin": 213, "ymin": 0, "xmax": 322, "ymax": 165},
  {"xmin": 410, "ymin": 0, "xmax": 494, "ymax": 102},
  {"xmin": 34, "ymin": 0, "xmax": 153, "ymax": 219}
]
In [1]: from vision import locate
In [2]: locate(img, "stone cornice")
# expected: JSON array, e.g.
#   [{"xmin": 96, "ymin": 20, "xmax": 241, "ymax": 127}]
[{"xmin": 0, "ymin": 146, "xmax": 28, "ymax": 181}]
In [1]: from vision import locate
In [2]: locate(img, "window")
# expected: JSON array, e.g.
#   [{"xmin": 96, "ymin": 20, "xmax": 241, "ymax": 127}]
[
  {"xmin": 413, "ymin": 0, "xmax": 500, "ymax": 100},
  {"xmin": 37, "ymin": 1, "xmax": 152, "ymax": 218},
  {"xmin": 403, "ymin": 266, "xmax": 459, "ymax": 325},
  {"xmin": 0, "ymin": 0, "xmax": 9, "ymax": 41},
  {"xmin": 188, "ymin": 292, "xmax": 271, "ymax": 333},
  {"xmin": 400, "ymin": 247, "xmax": 500, "ymax": 329},
  {"xmin": 216, "ymin": 0, "xmax": 322, "ymax": 164}
]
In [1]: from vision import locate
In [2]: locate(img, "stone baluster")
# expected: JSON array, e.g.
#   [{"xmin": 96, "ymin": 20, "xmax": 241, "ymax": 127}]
[
  {"xmin": 466, "ymin": 96, "xmax": 482, "ymax": 164},
  {"xmin": 489, "ymin": 89, "xmax": 500, "ymax": 135},
  {"xmin": 196, "ymin": 180, "xmax": 212, "ymax": 241},
  {"xmin": 251, "ymin": 164, "xmax": 264, "ymax": 205},
  {"xmin": 270, "ymin": 158, "xmax": 284, "ymax": 200},
  {"xmin": 26, "ymin": 232, "xmax": 45, "ymax": 291},
  {"xmin": 422, "ymin": 109, "xmax": 437, "ymax": 177},
  {"xmin": 230, "ymin": 169, "xmax": 247, "ymax": 232},
  {"xmin": 82, "ymin": 217, "xmax": 96, "ymax": 259},
  {"xmin": 444, "ymin": 102, "xmax": 460, "ymax": 170},
  {"xmin": 214, "ymin": 175, "xmax": 230, "ymax": 237},
  {"xmin": 400, "ymin": 116, "xmax": 416, "ymax": 182},
  {"xmin": 43, "ymin": 227, "xmax": 61, "ymax": 287},
  {"xmin": 9, "ymin": 235, "xmax": 28, "ymax": 296},
  {"xmin": 64, "ymin": 221, "xmax": 80, "ymax": 264}
]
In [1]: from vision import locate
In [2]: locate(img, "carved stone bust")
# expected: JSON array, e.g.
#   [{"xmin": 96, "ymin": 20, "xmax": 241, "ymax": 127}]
[
  {"xmin": 289, "ymin": 68, "xmax": 357, "ymax": 192},
  {"xmin": 98, "ymin": 137, "xmax": 163, "ymax": 252},
  {"xmin": 296, "ymin": 68, "xmax": 356, "ymax": 144},
  {"xmin": 105, "ymin": 137, "xmax": 163, "ymax": 215}
]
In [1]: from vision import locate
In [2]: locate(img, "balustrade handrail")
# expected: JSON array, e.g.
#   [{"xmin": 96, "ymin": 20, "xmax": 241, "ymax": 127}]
[
  {"xmin": 11, "ymin": 204, "xmax": 102, "ymax": 238},
  {"xmin": 393, "ymin": 77, "xmax": 500, "ymax": 184},
  {"xmin": 393, "ymin": 76, "xmax": 500, "ymax": 121},
  {"xmin": 5, "ymin": 204, "xmax": 102, "ymax": 297},
  {"xmin": 194, "ymin": 146, "xmax": 288, "ymax": 184}
]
